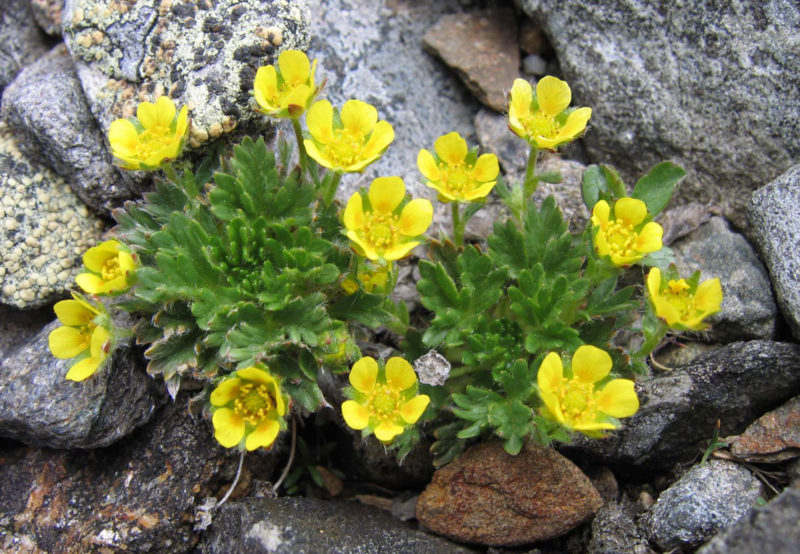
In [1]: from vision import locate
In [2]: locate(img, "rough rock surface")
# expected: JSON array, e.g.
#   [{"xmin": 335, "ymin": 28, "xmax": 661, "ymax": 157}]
[
  {"xmin": 0, "ymin": 304, "xmax": 52, "ymax": 361},
  {"xmin": 0, "ymin": 319, "xmax": 164, "ymax": 449},
  {"xmin": 567, "ymin": 341, "xmax": 800, "ymax": 469},
  {"xmin": 309, "ymin": 0, "xmax": 480, "ymax": 208},
  {"xmin": 730, "ymin": 395, "xmax": 800, "ymax": 461},
  {"xmin": 644, "ymin": 460, "xmax": 763, "ymax": 550},
  {"xmin": 422, "ymin": 9, "xmax": 520, "ymax": 112},
  {"xmin": 2, "ymin": 44, "xmax": 135, "ymax": 213},
  {"xmin": 517, "ymin": 0, "xmax": 800, "ymax": 229},
  {"xmin": 588, "ymin": 500, "xmax": 651, "ymax": 554},
  {"xmin": 62, "ymin": 0, "xmax": 310, "ymax": 148},
  {"xmin": 698, "ymin": 487, "xmax": 800, "ymax": 554},
  {"xmin": 748, "ymin": 164, "xmax": 800, "ymax": 341},
  {"xmin": 0, "ymin": 394, "xmax": 252, "ymax": 553},
  {"xmin": 0, "ymin": 0, "xmax": 50, "ymax": 92},
  {"xmin": 416, "ymin": 440, "xmax": 602, "ymax": 546},
  {"xmin": 31, "ymin": 0, "xmax": 64, "ymax": 35},
  {"xmin": 672, "ymin": 216, "xmax": 777, "ymax": 341},
  {"xmin": 0, "ymin": 121, "xmax": 105, "ymax": 309},
  {"xmin": 200, "ymin": 497, "xmax": 472, "ymax": 554}
]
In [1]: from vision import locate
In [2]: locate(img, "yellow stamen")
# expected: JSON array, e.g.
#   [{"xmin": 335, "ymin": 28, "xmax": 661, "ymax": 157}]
[
  {"xmin": 363, "ymin": 212, "xmax": 399, "ymax": 250},
  {"xmin": 367, "ymin": 383, "xmax": 401, "ymax": 423},
  {"xmin": 234, "ymin": 383, "xmax": 275, "ymax": 426}
]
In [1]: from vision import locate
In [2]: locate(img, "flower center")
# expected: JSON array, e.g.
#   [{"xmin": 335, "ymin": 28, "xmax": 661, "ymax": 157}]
[
  {"xmin": 367, "ymin": 383, "xmax": 400, "ymax": 422},
  {"xmin": 558, "ymin": 379, "xmax": 597, "ymax": 425},
  {"xmin": 234, "ymin": 383, "xmax": 275, "ymax": 426},
  {"xmin": 101, "ymin": 257, "xmax": 123, "ymax": 281},
  {"xmin": 439, "ymin": 163, "xmax": 472, "ymax": 194},
  {"xmin": 135, "ymin": 125, "xmax": 172, "ymax": 159},
  {"xmin": 325, "ymin": 128, "xmax": 365, "ymax": 167},
  {"xmin": 525, "ymin": 112, "xmax": 559, "ymax": 140},
  {"xmin": 604, "ymin": 220, "xmax": 639, "ymax": 259},
  {"xmin": 363, "ymin": 212, "xmax": 399, "ymax": 250},
  {"xmin": 664, "ymin": 279, "xmax": 695, "ymax": 318}
]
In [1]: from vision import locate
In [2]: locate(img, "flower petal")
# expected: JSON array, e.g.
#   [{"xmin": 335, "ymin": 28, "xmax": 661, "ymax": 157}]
[
  {"xmin": 472, "ymin": 154, "xmax": 499, "ymax": 182},
  {"xmin": 537, "ymin": 352, "xmax": 563, "ymax": 393},
  {"xmin": 175, "ymin": 106, "xmax": 189, "ymax": 137},
  {"xmin": 368, "ymin": 176, "xmax": 405, "ymax": 214},
  {"xmin": 539, "ymin": 389, "xmax": 565, "ymax": 424},
  {"xmin": 385, "ymin": 357, "xmax": 416, "ymax": 390},
  {"xmin": 398, "ymin": 198, "xmax": 433, "ymax": 237},
  {"xmin": 304, "ymin": 140, "xmax": 332, "ymax": 169},
  {"xmin": 508, "ymin": 78, "xmax": 533, "ymax": 122},
  {"xmin": 360, "ymin": 120, "xmax": 394, "ymax": 159},
  {"xmin": 49, "ymin": 326, "xmax": 90, "ymax": 359},
  {"xmin": 278, "ymin": 50, "xmax": 310, "ymax": 85},
  {"xmin": 54, "ymin": 299, "xmax": 95, "ymax": 326},
  {"xmin": 137, "ymin": 101, "xmax": 158, "ymax": 129},
  {"xmin": 417, "ymin": 149, "xmax": 440, "ymax": 181},
  {"xmin": 536, "ymin": 76, "xmax": 572, "ymax": 116},
  {"xmin": 374, "ymin": 421, "xmax": 404, "ymax": 442},
  {"xmin": 89, "ymin": 325, "xmax": 110, "ymax": 359},
  {"xmin": 254, "ymin": 65, "xmax": 279, "ymax": 110},
  {"xmin": 212, "ymin": 408, "xmax": 245, "ymax": 448},
  {"xmin": 694, "ymin": 278, "xmax": 723, "ymax": 313},
  {"xmin": 155, "ymin": 96, "xmax": 176, "ymax": 125},
  {"xmin": 646, "ymin": 268, "xmax": 662, "ymax": 302},
  {"xmin": 210, "ymin": 377, "xmax": 242, "ymax": 407},
  {"xmin": 235, "ymin": 367, "xmax": 276, "ymax": 387},
  {"xmin": 571, "ymin": 344, "xmax": 612, "ymax": 384},
  {"xmin": 341, "ymin": 99, "xmax": 378, "ymax": 138},
  {"xmin": 591, "ymin": 200, "xmax": 610, "ymax": 227},
  {"xmin": 636, "ymin": 222, "xmax": 663, "ymax": 253},
  {"xmin": 349, "ymin": 357, "xmax": 378, "ymax": 393},
  {"xmin": 306, "ymin": 100, "xmax": 334, "ymax": 143},
  {"xmin": 83, "ymin": 241, "xmax": 120, "ymax": 272},
  {"xmin": 245, "ymin": 419, "xmax": 280, "ymax": 451},
  {"xmin": 382, "ymin": 241, "xmax": 419, "ymax": 261},
  {"xmin": 559, "ymin": 107, "xmax": 592, "ymax": 139},
  {"xmin": 343, "ymin": 192, "xmax": 365, "ymax": 231},
  {"xmin": 434, "ymin": 132, "xmax": 467, "ymax": 165},
  {"xmin": 399, "ymin": 395, "xmax": 429, "ymax": 424},
  {"xmin": 596, "ymin": 379, "xmax": 639, "ymax": 418},
  {"xmin": 463, "ymin": 181, "xmax": 497, "ymax": 201},
  {"xmin": 572, "ymin": 420, "xmax": 618, "ymax": 431},
  {"xmin": 614, "ymin": 197, "xmax": 648, "ymax": 227},
  {"xmin": 108, "ymin": 119, "xmax": 140, "ymax": 156},
  {"xmin": 65, "ymin": 356, "xmax": 101, "ymax": 382},
  {"xmin": 341, "ymin": 400, "xmax": 370, "ymax": 430}
]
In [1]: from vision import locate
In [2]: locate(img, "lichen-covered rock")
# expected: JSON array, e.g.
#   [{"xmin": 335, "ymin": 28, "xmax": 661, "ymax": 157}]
[
  {"xmin": 730, "ymin": 395, "xmax": 800, "ymax": 462},
  {"xmin": 416, "ymin": 440, "xmax": 602, "ymax": 546},
  {"xmin": 422, "ymin": 9, "xmax": 520, "ymax": 112},
  {"xmin": 566, "ymin": 341, "xmax": 800, "ymax": 470},
  {"xmin": 31, "ymin": 0, "xmax": 64, "ymax": 35},
  {"xmin": 748, "ymin": 164, "xmax": 800, "ymax": 341},
  {"xmin": 0, "ymin": 0, "xmax": 49, "ymax": 92},
  {"xmin": 2, "ymin": 44, "xmax": 136, "ymax": 214},
  {"xmin": 0, "ymin": 121, "xmax": 105, "ymax": 309},
  {"xmin": 517, "ymin": 0, "xmax": 800, "ymax": 230},
  {"xmin": 0, "ymin": 320, "xmax": 164, "ymax": 449},
  {"xmin": 62, "ymin": 0, "xmax": 310, "ymax": 149},
  {"xmin": 588, "ymin": 500, "xmax": 652, "ymax": 554},
  {"xmin": 199, "ymin": 497, "xmax": 472, "ymax": 554},
  {"xmin": 671, "ymin": 216, "xmax": 777, "ymax": 341},
  {"xmin": 643, "ymin": 460, "xmax": 763, "ymax": 550}
]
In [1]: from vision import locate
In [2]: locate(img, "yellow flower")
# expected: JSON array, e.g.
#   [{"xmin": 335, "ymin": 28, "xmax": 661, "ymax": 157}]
[
  {"xmin": 591, "ymin": 198, "xmax": 663, "ymax": 266},
  {"xmin": 507, "ymin": 76, "xmax": 592, "ymax": 150},
  {"xmin": 108, "ymin": 96, "xmax": 189, "ymax": 170},
  {"xmin": 417, "ymin": 132, "xmax": 499, "ymax": 202},
  {"xmin": 48, "ymin": 294, "xmax": 112, "ymax": 381},
  {"xmin": 646, "ymin": 267, "xmax": 723, "ymax": 331},
  {"xmin": 75, "ymin": 240, "xmax": 137, "ymax": 295},
  {"xmin": 537, "ymin": 345, "xmax": 639, "ymax": 433},
  {"xmin": 341, "ymin": 263, "xmax": 392, "ymax": 295},
  {"xmin": 341, "ymin": 357, "xmax": 430, "ymax": 443},
  {"xmin": 343, "ymin": 176, "xmax": 433, "ymax": 261},
  {"xmin": 304, "ymin": 99, "xmax": 394, "ymax": 172},
  {"xmin": 253, "ymin": 50, "xmax": 319, "ymax": 118},
  {"xmin": 209, "ymin": 367, "xmax": 289, "ymax": 451}
]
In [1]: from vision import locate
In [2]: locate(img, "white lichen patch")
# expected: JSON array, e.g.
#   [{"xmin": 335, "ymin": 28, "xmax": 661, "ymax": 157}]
[
  {"xmin": 0, "ymin": 122, "xmax": 105, "ymax": 309},
  {"xmin": 246, "ymin": 521, "xmax": 287, "ymax": 552},
  {"xmin": 63, "ymin": 0, "xmax": 311, "ymax": 148}
]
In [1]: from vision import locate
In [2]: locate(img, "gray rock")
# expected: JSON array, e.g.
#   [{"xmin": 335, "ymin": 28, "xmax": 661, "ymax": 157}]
[
  {"xmin": 698, "ymin": 487, "xmax": 800, "ymax": 554},
  {"xmin": 2, "ymin": 44, "xmax": 137, "ymax": 214},
  {"xmin": 0, "ymin": 319, "xmax": 164, "ymax": 448},
  {"xmin": 0, "ymin": 0, "xmax": 49, "ymax": 93},
  {"xmin": 0, "ymin": 304, "xmax": 52, "ymax": 361},
  {"xmin": 200, "ymin": 496, "xmax": 471, "ymax": 554},
  {"xmin": 0, "ymin": 120, "xmax": 105, "ymax": 309},
  {"xmin": 62, "ymin": 0, "xmax": 310, "ymax": 148},
  {"xmin": 516, "ymin": 0, "xmax": 800, "ymax": 230},
  {"xmin": 644, "ymin": 460, "xmax": 763, "ymax": 550},
  {"xmin": 657, "ymin": 202, "xmax": 713, "ymax": 246},
  {"xmin": 31, "ymin": 0, "xmax": 64, "ymax": 36},
  {"xmin": 566, "ymin": 341, "xmax": 800, "ymax": 469},
  {"xmin": 522, "ymin": 54, "xmax": 547, "ymax": 76},
  {"xmin": 748, "ymin": 165, "xmax": 800, "ymax": 341},
  {"xmin": 588, "ymin": 500, "xmax": 652, "ymax": 554},
  {"xmin": 672, "ymin": 216, "xmax": 777, "ymax": 341},
  {"xmin": 309, "ymin": 0, "xmax": 480, "ymax": 210}
]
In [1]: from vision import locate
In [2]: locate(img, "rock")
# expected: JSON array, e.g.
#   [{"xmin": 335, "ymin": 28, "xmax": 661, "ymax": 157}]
[
  {"xmin": 309, "ymin": 0, "xmax": 480, "ymax": 210},
  {"xmin": 475, "ymin": 107, "xmax": 529, "ymax": 174},
  {"xmin": 643, "ymin": 460, "xmax": 762, "ymax": 550},
  {"xmin": 416, "ymin": 440, "xmax": 602, "ymax": 546},
  {"xmin": 519, "ymin": 17, "xmax": 550, "ymax": 55},
  {"xmin": 199, "ymin": 496, "xmax": 471, "ymax": 554},
  {"xmin": 0, "ymin": 304, "xmax": 52, "ymax": 361},
  {"xmin": 517, "ymin": 0, "xmax": 800, "ymax": 230},
  {"xmin": 2, "ymin": 44, "xmax": 137, "ymax": 214},
  {"xmin": 655, "ymin": 341, "xmax": 719, "ymax": 368},
  {"xmin": 698, "ymin": 487, "xmax": 800, "ymax": 554},
  {"xmin": 729, "ymin": 395, "xmax": 800, "ymax": 462},
  {"xmin": 0, "ymin": 393, "xmax": 255, "ymax": 553},
  {"xmin": 671, "ymin": 216, "xmax": 777, "ymax": 341},
  {"xmin": 522, "ymin": 54, "xmax": 548, "ymax": 76},
  {"xmin": 584, "ymin": 465, "xmax": 619, "ymax": 504},
  {"xmin": 0, "ymin": 0, "xmax": 49, "ymax": 93},
  {"xmin": 0, "ymin": 121, "xmax": 105, "ymax": 309},
  {"xmin": 422, "ymin": 9, "xmax": 519, "ymax": 112},
  {"xmin": 31, "ymin": 0, "xmax": 64, "ymax": 35},
  {"xmin": 588, "ymin": 500, "xmax": 652, "ymax": 554},
  {"xmin": 566, "ymin": 341, "xmax": 800, "ymax": 469},
  {"xmin": 0, "ymin": 319, "xmax": 164, "ymax": 448},
  {"xmin": 748, "ymin": 165, "xmax": 800, "ymax": 341},
  {"xmin": 62, "ymin": 0, "xmax": 310, "ymax": 149},
  {"xmin": 657, "ymin": 201, "xmax": 713, "ymax": 246}
]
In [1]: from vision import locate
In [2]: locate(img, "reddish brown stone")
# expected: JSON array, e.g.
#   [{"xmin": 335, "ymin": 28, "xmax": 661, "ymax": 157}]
[
  {"xmin": 416, "ymin": 441, "xmax": 603, "ymax": 546},
  {"xmin": 422, "ymin": 9, "xmax": 520, "ymax": 112},
  {"xmin": 730, "ymin": 395, "xmax": 800, "ymax": 462}
]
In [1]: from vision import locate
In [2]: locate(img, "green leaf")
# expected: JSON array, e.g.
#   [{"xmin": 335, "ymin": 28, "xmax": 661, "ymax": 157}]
[{"xmin": 632, "ymin": 161, "xmax": 686, "ymax": 217}]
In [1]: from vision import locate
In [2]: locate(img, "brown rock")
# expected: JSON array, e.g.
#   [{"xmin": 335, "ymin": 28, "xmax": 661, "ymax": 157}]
[
  {"xmin": 730, "ymin": 395, "xmax": 800, "ymax": 462},
  {"xmin": 416, "ymin": 440, "xmax": 603, "ymax": 546},
  {"xmin": 423, "ymin": 9, "xmax": 520, "ymax": 112},
  {"xmin": 519, "ymin": 17, "xmax": 550, "ymax": 55}
]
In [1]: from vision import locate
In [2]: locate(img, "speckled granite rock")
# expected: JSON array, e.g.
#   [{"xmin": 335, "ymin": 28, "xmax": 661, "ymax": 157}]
[
  {"xmin": 643, "ymin": 460, "xmax": 763, "ymax": 550},
  {"xmin": 516, "ymin": 0, "xmax": 800, "ymax": 230},
  {"xmin": 588, "ymin": 499, "xmax": 652, "ymax": 554},
  {"xmin": 31, "ymin": 0, "xmax": 64, "ymax": 35},
  {"xmin": 0, "ymin": 319, "xmax": 164, "ymax": 448},
  {"xmin": 2, "ymin": 44, "xmax": 136, "ymax": 214},
  {"xmin": 0, "ymin": 0, "xmax": 49, "ymax": 92},
  {"xmin": 748, "ymin": 165, "xmax": 800, "ymax": 341},
  {"xmin": 0, "ymin": 121, "xmax": 105, "ymax": 309},
  {"xmin": 672, "ymin": 216, "xmax": 777, "ymax": 341},
  {"xmin": 200, "ymin": 497, "xmax": 472, "ymax": 554},
  {"xmin": 62, "ymin": 0, "xmax": 310, "ymax": 149}
]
